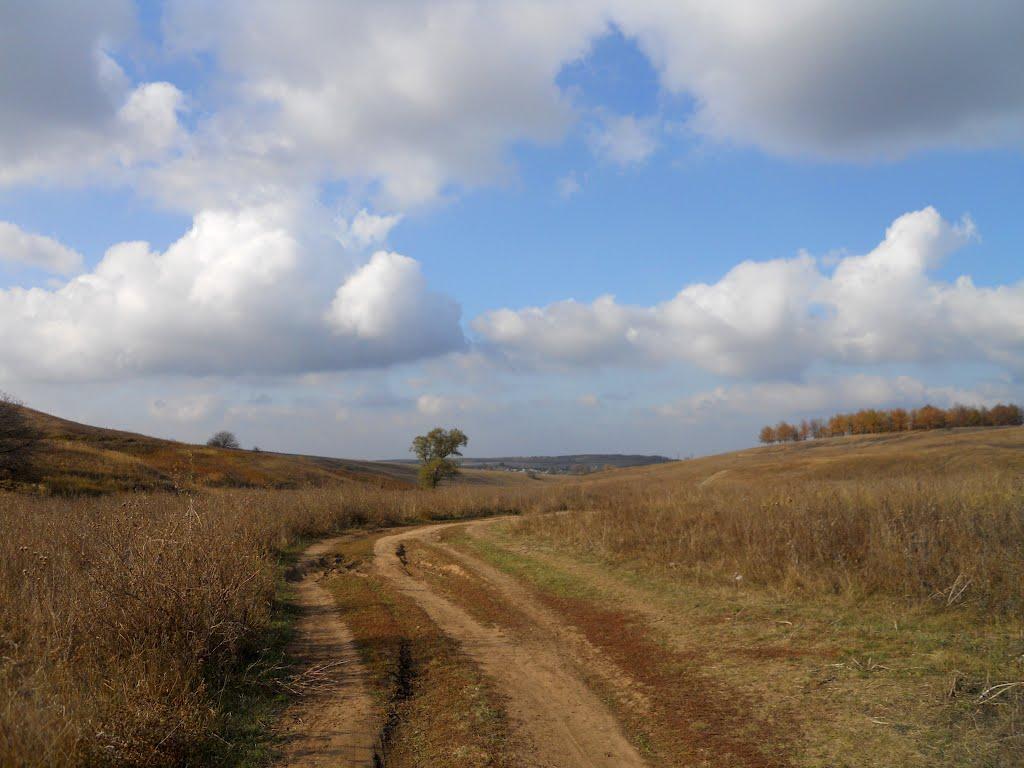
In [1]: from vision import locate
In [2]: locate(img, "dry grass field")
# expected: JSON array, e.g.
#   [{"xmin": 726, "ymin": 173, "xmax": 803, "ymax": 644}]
[
  {"xmin": 10, "ymin": 407, "xmax": 420, "ymax": 493},
  {"xmin": 0, "ymin": 484, "xmax": 551, "ymax": 767},
  {"xmin": 3, "ymin": 420, "xmax": 1023, "ymax": 766},
  {"xmin": 523, "ymin": 426, "xmax": 1024, "ymax": 610},
  {"xmin": 482, "ymin": 426, "xmax": 1024, "ymax": 765}
]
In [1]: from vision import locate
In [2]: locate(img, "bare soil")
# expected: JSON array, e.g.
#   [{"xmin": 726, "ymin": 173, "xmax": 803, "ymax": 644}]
[
  {"xmin": 275, "ymin": 538, "xmax": 377, "ymax": 767},
  {"xmin": 373, "ymin": 520, "xmax": 648, "ymax": 768}
]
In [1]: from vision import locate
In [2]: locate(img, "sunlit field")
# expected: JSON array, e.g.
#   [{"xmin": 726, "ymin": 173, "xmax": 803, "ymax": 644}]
[
  {"xmin": 0, "ymin": 485, "xmax": 550, "ymax": 766},
  {"xmin": 3, "ymin": 426, "xmax": 1023, "ymax": 766}
]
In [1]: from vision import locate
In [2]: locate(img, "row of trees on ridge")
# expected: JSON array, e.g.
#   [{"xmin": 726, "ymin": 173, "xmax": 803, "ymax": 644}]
[{"xmin": 759, "ymin": 403, "xmax": 1023, "ymax": 444}]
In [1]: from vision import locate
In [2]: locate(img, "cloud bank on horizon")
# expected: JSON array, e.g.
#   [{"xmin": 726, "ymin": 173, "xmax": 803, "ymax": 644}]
[
  {"xmin": 476, "ymin": 207, "xmax": 1024, "ymax": 378},
  {"xmin": 0, "ymin": 1, "xmax": 1022, "ymax": 457}
]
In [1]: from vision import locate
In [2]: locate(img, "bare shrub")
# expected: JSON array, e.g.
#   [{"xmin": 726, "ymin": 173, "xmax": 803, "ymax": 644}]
[
  {"xmin": 0, "ymin": 483, "xmax": 555, "ymax": 766},
  {"xmin": 0, "ymin": 393, "xmax": 39, "ymax": 482},
  {"xmin": 206, "ymin": 430, "xmax": 240, "ymax": 449}
]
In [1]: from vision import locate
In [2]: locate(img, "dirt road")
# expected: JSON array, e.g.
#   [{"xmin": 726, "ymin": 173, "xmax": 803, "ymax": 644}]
[
  {"xmin": 276, "ymin": 518, "xmax": 647, "ymax": 767},
  {"xmin": 276, "ymin": 538, "xmax": 377, "ymax": 768},
  {"xmin": 373, "ymin": 519, "xmax": 648, "ymax": 768}
]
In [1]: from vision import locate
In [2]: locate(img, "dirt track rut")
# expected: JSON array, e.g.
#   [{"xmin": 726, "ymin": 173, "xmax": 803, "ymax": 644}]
[
  {"xmin": 374, "ymin": 519, "xmax": 648, "ymax": 768},
  {"xmin": 276, "ymin": 538, "xmax": 377, "ymax": 767}
]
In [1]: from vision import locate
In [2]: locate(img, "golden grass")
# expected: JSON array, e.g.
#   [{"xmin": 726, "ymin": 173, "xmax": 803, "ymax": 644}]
[
  {"xmin": 520, "ymin": 427, "xmax": 1024, "ymax": 612},
  {"xmin": 518, "ymin": 473, "xmax": 1024, "ymax": 612},
  {"xmin": 14, "ymin": 406, "xmax": 427, "ymax": 493},
  {"xmin": 459, "ymin": 523, "xmax": 1024, "ymax": 766},
  {"xmin": 498, "ymin": 427, "xmax": 1024, "ymax": 765},
  {"xmin": 0, "ymin": 484, "xmax": 548, "ymax": 767},
  {"xmin": 4, "ymin": 425, "xmax": 1022, "ymax": 765}
]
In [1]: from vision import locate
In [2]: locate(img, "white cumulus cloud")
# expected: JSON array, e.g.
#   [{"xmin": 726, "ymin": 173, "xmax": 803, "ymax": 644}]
[
  {"xmin": 337, "ymin": 210, "xmax": 404, "ymax": 250},
  {"xmin": 656, "ymin": 375, "xmax": 1000, "ymax": 424},
  {"xmin": 0, "ymin": 207, "xmax": 464, "ymax": 381},
  {"xmin": 474, "ymin": 207, "xmax": 1024, "ymax": 378},
  {"xmin": 160, "ymin": 0, "xmax": 605, "ymax": 208},
  {"xmin": 6, "ymin": 2, "xmax": 1024, "ymax": 201},
  {"xmin": 0, "ymin": 222, "xmax": 84, "ymax": 275},
  {"xmin": 327, "ymin": 251, "xmax": 464, "ymax": 363}
]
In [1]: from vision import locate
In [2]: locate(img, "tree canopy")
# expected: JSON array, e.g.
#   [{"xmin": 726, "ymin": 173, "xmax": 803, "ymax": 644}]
[
  {"xmin": 757, "ymin": 403, "xmax": 1022, "ymax": 444},
  {"xmin": 207, "ymin": 430, "xmax": 240, "ymax": 450},
  {"xmin": 410, "ymin": 427, "xmax": 468, "ymax": 488}
]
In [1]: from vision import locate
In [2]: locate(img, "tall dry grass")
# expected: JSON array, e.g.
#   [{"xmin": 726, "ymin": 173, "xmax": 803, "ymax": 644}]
[
  {"xmin": 0, "ymin": 484, "xmax": 552, "ymax": 767},
  {"xmin": 517, "ymin": 472, "xmax": 1024, "ymax": 613},
  {"xmin": 9, "ymin": 441, "xmax": 1021, "ymax": 766}
]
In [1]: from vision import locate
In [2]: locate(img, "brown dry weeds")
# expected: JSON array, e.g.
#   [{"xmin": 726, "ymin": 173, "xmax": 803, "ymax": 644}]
[
  {"xmin": 5, "ymin": 427, "xmax": 1024, "ymax": 766},
  {"xmin": 0, "ymin": 485, "xmax": 551, "ymax": 767}
]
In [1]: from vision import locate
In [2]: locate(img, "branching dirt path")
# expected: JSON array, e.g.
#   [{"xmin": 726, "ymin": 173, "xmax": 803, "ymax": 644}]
[
  {"xmin": 276, "ymin": 538, "xmax": 377, "ymax": 768},
  {"xmin": 374, "ymin": 519, "xmax": 648, "ymax": 768}
]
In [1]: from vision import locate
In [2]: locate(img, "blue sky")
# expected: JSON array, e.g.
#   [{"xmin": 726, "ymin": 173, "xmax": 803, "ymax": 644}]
[{"xmin": 1, "ymin": 2, "xmax": 1022, "ymax": 458}]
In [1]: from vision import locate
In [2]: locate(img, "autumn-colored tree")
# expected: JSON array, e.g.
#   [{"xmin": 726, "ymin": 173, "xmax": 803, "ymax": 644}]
[
  {"xmin": 757, "ymin": 403, "xmax": 1021, "ymax": 443},
  {"xmin": 946, "ymin": 404, "xmax": 978, "ymax": 428},
  {"xmin": 912, "ymin": 404, "xmax": 946, "ymax": 430},
  {"xmin": 890, "ymin": 408, "xmax": 909, "ymax": 432},
  {"xmin": 775, "ymin": 421, "xmax": 799, "ymax": 442},
  {"xmin": 827, "ymin": 413, "xmax": 852, "ymax": 437},
  {"xmin": 866, "ymin": 409, "xmax": 892, "ymax": 434},
  {"xmin": 850, "ymin": 411, "xmax": 866, "ymax": 435},
  {"xmin": 990, "ymin": 403, "xmax": 1024, "ymax": 426}
]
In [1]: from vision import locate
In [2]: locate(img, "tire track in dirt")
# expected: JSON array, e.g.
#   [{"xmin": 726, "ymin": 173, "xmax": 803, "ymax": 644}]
[
  {"xmin": 374, "ymin": 520, "xmax": 648, "ymax": 768},
  {"xmin": 455, "ymin": 518, "xmax": 798, "ymax": 768},
  {"xmin": 276, "ymin": 538, "xmax": 377, "ymax": 768}
]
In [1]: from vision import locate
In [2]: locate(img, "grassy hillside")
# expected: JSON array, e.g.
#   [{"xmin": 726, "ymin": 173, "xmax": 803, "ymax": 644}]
[
  {"xmin": 486, "ymin": 426, "xmax": 1024, "ymax": 766},
  {"xmin": 536, "ymin": 425, "xmax": 1024, "ymax": 610},
  {"xmin": 14, "ymin": 407, "xmax": 430, "ymax": 493},
  {"xmin": 582, "ymin": 424, "xmax": 1024, "ymax": 486}
]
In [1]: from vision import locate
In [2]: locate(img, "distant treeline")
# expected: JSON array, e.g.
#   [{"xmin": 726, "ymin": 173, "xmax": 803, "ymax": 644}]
[{"xmin": 759, "ymin": 403, "xmax": 1023, "ymax": 444}]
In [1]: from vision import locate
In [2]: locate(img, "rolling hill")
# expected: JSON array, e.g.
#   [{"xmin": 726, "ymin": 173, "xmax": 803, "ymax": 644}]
[
  {"xmin": 13, "ymin": 403, "xmax": 1022, "ymax": 495},
  {"xmin": 11, "ymin": 407, "xmax": 426, "ymax": 493},
  {"xmin": 577, "ymin": 423, "xmax": 1024, "ymax": 488}
]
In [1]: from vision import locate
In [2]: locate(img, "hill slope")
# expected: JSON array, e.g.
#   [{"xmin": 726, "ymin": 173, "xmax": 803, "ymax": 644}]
[
  {"xmin": 15, "ymin": 407, "xmax": 424, "ymax": 493},
  {"xmin": 582, "ymin": 425, "xmax": 1024, "ymax": 488}
]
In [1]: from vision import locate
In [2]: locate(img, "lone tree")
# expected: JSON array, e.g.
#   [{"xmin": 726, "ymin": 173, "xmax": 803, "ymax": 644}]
[
  {"xmin": 0, "ymin": 393, "xmax": 40, "ymax": 482},
  {"xmin": 207, "ymin": 430, "xmax": 240, "ymax": 449},
  {"xmin": 411, "ymin": 427, "xmax": 468, "ymax": 488}
]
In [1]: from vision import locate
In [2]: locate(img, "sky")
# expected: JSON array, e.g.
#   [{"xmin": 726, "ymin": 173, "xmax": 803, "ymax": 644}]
[{"xmin": 1, "ymin": 1, "xmax": 1022, "ymax": 459}]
